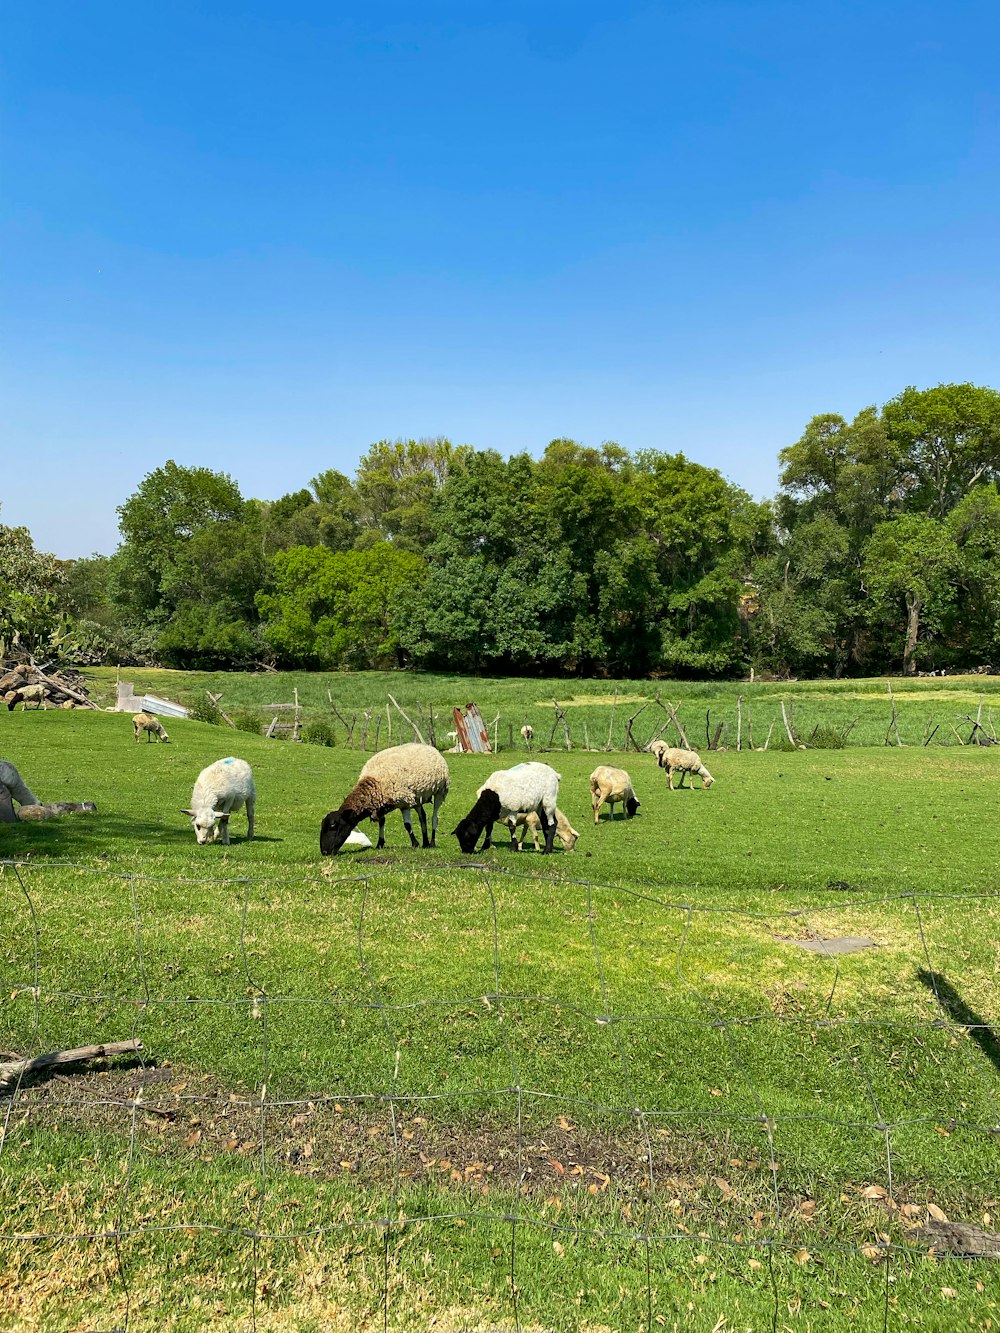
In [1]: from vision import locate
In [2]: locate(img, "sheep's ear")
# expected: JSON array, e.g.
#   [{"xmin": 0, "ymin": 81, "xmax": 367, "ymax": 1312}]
[
  {"xmin": 213, "ymin": 810, "xmax": 229, "ymax": 821},
  {"xmin": 180, "ymin": 808, "xmax": 194, "ymax": 817}
]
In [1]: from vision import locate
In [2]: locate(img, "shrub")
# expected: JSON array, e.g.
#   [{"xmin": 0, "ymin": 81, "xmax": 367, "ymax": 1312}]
[
  {"xmin": 229, "ymin": 708, "xmax": 264, "ymax": 735},
  {"xmin": 809, "ymin": 724, "xmax": 848, "ymax": 750},
  {"xmin": 304, "ymin": 720, "xmax": 336, "ymax": 747},
  {"xmin": 186, "ymin": 695, "xmax": 223, "ymax": 725}
]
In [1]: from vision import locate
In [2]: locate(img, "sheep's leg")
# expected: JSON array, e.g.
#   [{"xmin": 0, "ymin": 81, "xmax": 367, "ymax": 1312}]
[
  {"xmin": 246, "ymin": 799, "xmax": 255, "ymax": 841},
  {"xmin": 402, "ymin": 809, "xmax": 419, "ymax": 848},
  {"xmin": 678, "ymin": 770, "xmax": 688, "ymax": 789},
  {"xmin": 218, "ymin": 816, "xmax": 231, "ymax": 846},
  {"xmin": 481, "ymin": 823, "xmax": 493, "ymax": 851},
  {"xmin": 415, "ymin": 804, "xmax": 430, "ymax": 848},
  {"xmin": 668, "ymin": 769, "xmax": 676, "ymax": 791},
  {"xmin": 592, "ymin": 796, "xmax": 600, "ymax": 825},
  {"xmin": 431, "ymin": 793, "xmax": 443, "ymax": 847},
  {"xmin": 375, "ymin": 815, "xmax": 387, "ymax": 849},
  {"xmin": 539, "ymin": 806, "xmax": 557, "ymax": 855}
]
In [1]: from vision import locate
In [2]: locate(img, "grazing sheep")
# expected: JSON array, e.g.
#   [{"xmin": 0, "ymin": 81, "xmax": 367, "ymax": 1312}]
[
  {"xmin": 320, "ymin": 743, "xmax": 449, "ymax": 855},
  {"xmin": 520, "ymin": 724, "xmax": 533, "ymax": 746},
  {"xmin": 589, "ymin": 765, "xmax": 640, "ymax": 823},
  {"xmin": 653, "ymin": 745, "xmax": 715, "ymax": 790},
  {"xmin": 133, "ymin": 711, "xmax": 170, "ymax": 743},
  {"xmin": 0, "ymin": 759, "xmax": 40, "ymax": 808},
  {"xmin": 507, "ymin": 806, "xmax": 579, "ymax": 852},
  {"xmin": 454, "ymin": 762, "xmax": 560, "ymax": 854},
  {"xmin": 182, "ymin": 757, "xmax": 256, "ymax": 845}
]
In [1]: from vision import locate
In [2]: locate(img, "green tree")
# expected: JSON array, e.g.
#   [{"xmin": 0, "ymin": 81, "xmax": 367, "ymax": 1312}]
[
  {"xmin": 862, "ymin": 515, "xmax": 960, "ymax": 674},
  {"xmin": 0, "ymin": 521, "xmax": 72, "ymax": 655},
  {"xmin": 882, "ymin": 383, "xmax": 1000, "ymax": 519},
  {"xmin": 115, "ymin": 461, "xmax": 248, "ymax": 620},
  {"xmin": 309, "ymin": 469, "xmax": 362, "ymax": 552},
  {"xmin": 354, "ymin": 437, "xmax": 468, "ymax": 552},
  {"xmin": 748, "ymin": 516, "xmax": 857, "ymax": 677},
  {"xmin": 947, "ymin": 485, "xmax": 1000, "ymax": 665},
  {"xmin": 257, "ymin": 542, "xmax": 425, "ymax": 669}
]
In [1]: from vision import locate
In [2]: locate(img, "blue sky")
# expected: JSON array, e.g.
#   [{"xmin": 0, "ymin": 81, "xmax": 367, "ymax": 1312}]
[{"xmin": 3, "ymin": 1, "xmax": 999, "ymax": 557}]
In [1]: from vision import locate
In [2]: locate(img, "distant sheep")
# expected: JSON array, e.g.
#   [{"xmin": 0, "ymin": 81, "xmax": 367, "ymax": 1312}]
[
  {"xmin": 454, "ymin": 762, "xmax": 560, "ymax": 854},
  {"xmin": 133, "ymin": 711, "xmax": 170, "ymax": 743},
  {"xmin": 182, "ymin": 757, "xmax": 256, "ymax": 845},
  {"xmin": 520, "ymin": 724, "xmax": 533, "ymax": 745},
  {"xmin": 0, "ymin": 759, "xmax": 40, "ymax": 808},
  {"xmin": 651, "ymin": 744, "xmax": 715, "ymax": 790},
  {"xmin": 589, "ymin": 765, "xmax": 640, "ymax": 823},
  {"xmin": 320, "ymin": 743, "xmax": 449, "ymax": 855},
  {"xmin": 507, "ymin": 806, "xmax": 579, "ymax": 851}
]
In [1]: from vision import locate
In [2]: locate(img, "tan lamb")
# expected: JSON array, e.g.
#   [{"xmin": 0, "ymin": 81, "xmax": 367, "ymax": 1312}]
[
  {"xmin": 133, "ymin": 711, "xmax": 170, "ymax": 743},
  {"xmin": 589, "ymin": 765, "xmax": 640, "ymax": 823}
]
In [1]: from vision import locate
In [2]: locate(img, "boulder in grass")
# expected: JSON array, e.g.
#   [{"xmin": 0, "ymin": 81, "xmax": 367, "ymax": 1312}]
[{"xmin": 16, "ymin": 802, "xmax": 98, "ymax": 821}]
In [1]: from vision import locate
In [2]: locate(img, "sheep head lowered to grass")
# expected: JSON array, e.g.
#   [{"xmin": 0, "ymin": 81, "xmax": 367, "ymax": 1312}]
[
  {"xmin": 320, "ymin": 743, "xmax": 450, "ymax": 855},
  {"xmin": 182, "ymin": 757, "xmax": 256, "ymax": 845},
  {"xmin": 453, "ymin": 762, "xmax": 561, "ymax": 855}
]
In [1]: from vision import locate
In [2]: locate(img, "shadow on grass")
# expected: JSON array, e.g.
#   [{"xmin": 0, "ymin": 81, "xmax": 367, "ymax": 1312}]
[
  {"xmin": 3, "ymin": 810, "xmax": 202, "ymax": 859},
  {"xmin": 3, "ymin": 811, "xmax": 282, "ymax": 862},
  {"xmin": 917, "ymin": 969, "xmax": 1000, "ymax": 1077}
]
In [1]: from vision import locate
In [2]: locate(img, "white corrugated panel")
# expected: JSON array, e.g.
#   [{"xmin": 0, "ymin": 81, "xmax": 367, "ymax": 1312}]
[{"xmin": 138, "ymin": 693, "xmax": 191, "ymax": 719}]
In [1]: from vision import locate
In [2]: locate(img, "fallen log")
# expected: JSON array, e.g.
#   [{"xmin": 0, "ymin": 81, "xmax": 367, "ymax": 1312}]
[{"xmin": 0, "ymin": 1038, "xmax": 142, "ymax": 1089}]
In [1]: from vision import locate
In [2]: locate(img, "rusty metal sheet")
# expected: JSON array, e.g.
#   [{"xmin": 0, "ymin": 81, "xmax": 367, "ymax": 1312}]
[{"xmin": 453, "ymin": 703, "xmax": 491, "ymax": 753}]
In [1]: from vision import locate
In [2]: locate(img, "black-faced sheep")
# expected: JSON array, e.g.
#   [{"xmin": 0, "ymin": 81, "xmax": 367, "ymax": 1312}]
[
  {"xmin": 589, "ymin": 765, "xmax": 640, "ymax": 823},
  {"xmin": 320, "ymin": 743, "xmax": 450, "ymax": 855},
  {"xmin": 182, "ymin": 757, "xmax": 256, "ymax": 844},
  {"xmin": 453, "ymin": 762, "xmax": 560, "ymax": 854}
]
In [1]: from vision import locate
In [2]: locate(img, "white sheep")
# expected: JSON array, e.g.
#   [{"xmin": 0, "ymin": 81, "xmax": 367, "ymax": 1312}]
[
  {"xmin": 320, "ymin": 743, "xmax": 450, "ymax": 854},
  {"xmin": 589, "ymin": 765, "xmax": 640, "ymax": 823},
  {"xmin": 520, "ymin": 724, "xmax": 533, "ymax": 746},
  {"xmin": 133, "ymin": 711, "xmax": 170, "ymax": 743},
  {"xmin": 0, "ymin": 759, "xmax": 40, "ymax": 808},
  {"xmin": 182, "ymin": 757, "xmax": 256, "ymax": 844},
  {"xmin": 651, "ymin": 743, "xmax": 715, "ymax": 790},
  {"xmin": 454, "ymin": 762, "xmax": 560, "ymax": 854},
  {"xmin": 507, "ymin": 806, "xmax": 579, "ymax": 851}
]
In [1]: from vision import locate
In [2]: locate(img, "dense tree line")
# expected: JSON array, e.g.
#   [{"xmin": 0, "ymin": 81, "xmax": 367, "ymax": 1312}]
[{"xmin": 5, "ymin": 382, "xmax": 1000, "ymax": 678}]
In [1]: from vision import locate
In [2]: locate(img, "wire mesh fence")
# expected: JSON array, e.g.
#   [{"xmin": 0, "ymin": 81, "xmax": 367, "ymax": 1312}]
[{"xmin": 1, "ymin": 856, "xmax": 998, "ymax": 1331}]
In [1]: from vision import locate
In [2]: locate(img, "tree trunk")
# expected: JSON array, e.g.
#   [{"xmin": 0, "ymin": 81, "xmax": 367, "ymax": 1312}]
[{"xmin": 903, "ymin": 595, "xmax": 922, "ymax": 675}]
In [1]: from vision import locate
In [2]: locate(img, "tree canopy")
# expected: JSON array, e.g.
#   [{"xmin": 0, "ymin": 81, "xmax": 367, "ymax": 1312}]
[{"xmin": 23, "ymin": 385, "xmax": 1000, "ymax": 678}]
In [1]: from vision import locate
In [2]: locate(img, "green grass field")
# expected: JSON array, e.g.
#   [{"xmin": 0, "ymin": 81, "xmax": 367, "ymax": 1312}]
[
  {"xmin": 2, "ymin": 697, "xmax": 999, "ymax": 1331},
  {"xmin": 82, "ymin": 664, "xmax": 1000, "ymax": 751}
]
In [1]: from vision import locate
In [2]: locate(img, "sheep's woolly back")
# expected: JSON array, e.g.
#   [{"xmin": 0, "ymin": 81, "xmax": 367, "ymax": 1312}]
[
  {"xmin": 0, "ymin": 759, "xmax": 39, "ymax": 807},
  {"xmin": 658, "ymin": 747, "xmax": 710, "ymax": 774},
  {"xmin": 191, "ymin": 758, "xmax": 256, "ymax": 812},
  {"xmin": 133, "ymin": 711, "xmax": 169, "ymax": 738},
  {"xmin": 347, "ymin": 743, "xmax": 450, "ymax": 816},
  {"xmin": 589, "ymin": 765, "xmax": 636, "ymax": 803},
  {"xmin": 656, "ymin": 746, "xmax": 714, "ymax": 787},
  {"xmin": 477, "ymin": 762, "xmax": 560, "ymax": 821}
]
